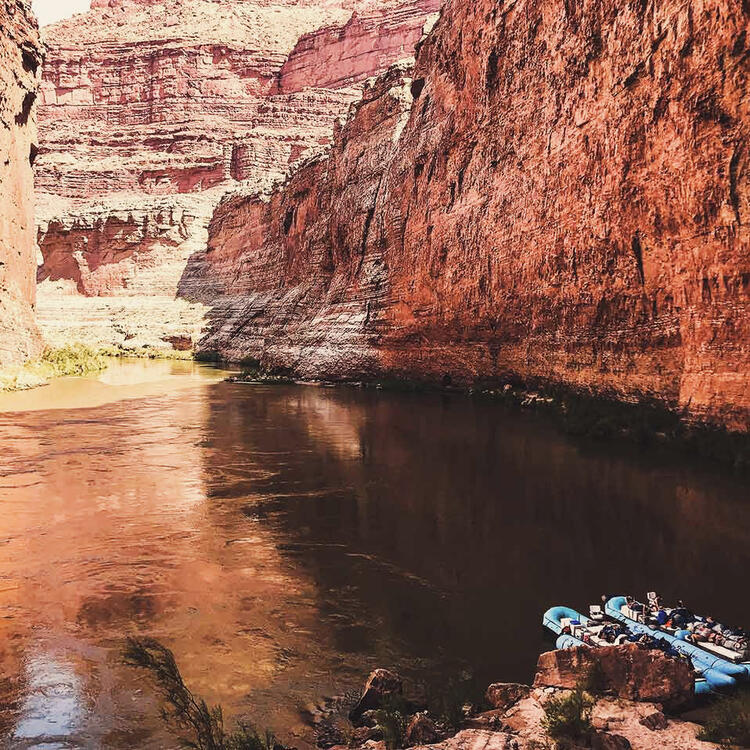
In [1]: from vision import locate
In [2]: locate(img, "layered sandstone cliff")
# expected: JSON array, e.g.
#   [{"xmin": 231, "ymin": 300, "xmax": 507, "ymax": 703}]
[
  {"xmin": 194, "ymin": 0, "xmax": 750, "ymax": 432},
  {"xmin": 33, "ymin": 0, "xmax": 440, "ymax": 351},
  {"xmin": 0, "ymin": 0, "xmax": 43, "ymax": 366}
]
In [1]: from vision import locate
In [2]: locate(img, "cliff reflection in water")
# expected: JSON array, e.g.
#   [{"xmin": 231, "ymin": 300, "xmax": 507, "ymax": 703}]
[
  {"xmin": 0, "ymin": 372, "xmax": 748, "ymax": 748},
  {"xmin": 202, "ymin": 384, "xmax": 750, "ymax": 690}
]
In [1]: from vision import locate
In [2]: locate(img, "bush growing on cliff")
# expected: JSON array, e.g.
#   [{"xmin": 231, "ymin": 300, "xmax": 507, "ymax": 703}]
[
  {"xmin": 697, "ymin": 688, "xmax": 750, "ymax": 747},
  {"xmin": 541, "ymin": 688, "xmax": 594, "ymax": 742},
  {"xmin": 124, "ymin": 637, "xmax": 278, "ymax": 750}
]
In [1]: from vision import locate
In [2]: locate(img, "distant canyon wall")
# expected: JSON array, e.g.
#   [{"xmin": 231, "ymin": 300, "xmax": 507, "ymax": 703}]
[
  {"xmin": 194, "ymin": 0, "xmax": 750, "ymax": 432},
  {"xmin": 0, "ymin": 0, "xmax": 43, "ymax": 367},
  {"xmin": 33, "ymin": 0, "xmax": 440, "ymax": 351}
]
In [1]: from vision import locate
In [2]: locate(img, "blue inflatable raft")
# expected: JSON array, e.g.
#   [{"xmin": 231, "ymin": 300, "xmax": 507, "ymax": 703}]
[
  {"xmin": 606, "ymin": 596, "xmax": 746, "ymax": 689},
  {"xmin": 543, "ymin": 605, "xmax": 713, "ymax": 695}
]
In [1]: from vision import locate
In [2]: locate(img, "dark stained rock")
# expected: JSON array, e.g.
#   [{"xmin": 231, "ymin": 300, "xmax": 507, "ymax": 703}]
[
  {"xmin": 485, "ymin": 684, "xmax": 531, "ymax": 712},
  {"xmin": 639, "ymin": 710, "xmax": 669, "ymax": 731},
  {"xmin": 589, "ymin": 732, "xmax": 632, "ymax": 750},
  {"xmin": 404, "ymin": 712, "xmax": 439, "ymax": 746},
  {"xmin": 352, "ymin": 725, "xmax": 385, "ymax": 744},
  {"xmin": 349, "ymin": 669, "xmax": 404, "ymax": 722},
  {"xmin": 465, "ymin": 709, "xmax": 505, "ymax": 731},
  {"xmin": 534, "ymin": 645, "xmax": 693, "ymax": 708}
]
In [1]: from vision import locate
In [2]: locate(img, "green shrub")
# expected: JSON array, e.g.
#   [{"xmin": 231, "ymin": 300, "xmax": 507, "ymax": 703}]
[
  {"xmin": 697, "ymin": 688, "xmax": 750, "ymax": 747},
  {"xmin": 0, "ymin": 344, "xmax": 110, "ymax": 391},
  {"xmin": 40, "ymin": 344, "xmax": 109, "ymax": 377},
  {"xmin": 541, "ymin": 688, "xmax": 594, "ymax": 741},
  {"xmin": 124, "ymin": 637, "xmax": 278, "ymax": 750},
  {"xmin": 372, "ymin": 695, "xmax": 409, "ymax": 750}
]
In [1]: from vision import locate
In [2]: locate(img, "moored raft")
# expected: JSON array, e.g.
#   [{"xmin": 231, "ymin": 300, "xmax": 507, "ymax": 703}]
[
  {"xmin": 606, "ymin": 596, "xmax": 749, "ymax": 686},
  {"xmin": 543, "ymin": 604, "xmax": 713, "ymax": 694}
]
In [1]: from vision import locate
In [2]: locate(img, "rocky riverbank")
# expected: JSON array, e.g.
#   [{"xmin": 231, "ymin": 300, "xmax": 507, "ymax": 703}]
[{"xmin": 312, "ymin": 646, "xmax": 720, "ymax": 750}]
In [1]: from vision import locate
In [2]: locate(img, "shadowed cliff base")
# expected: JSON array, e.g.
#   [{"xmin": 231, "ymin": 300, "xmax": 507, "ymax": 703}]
[{"xmin": 203, "ymin": 353, "xmax": 750, "ymax": 473}]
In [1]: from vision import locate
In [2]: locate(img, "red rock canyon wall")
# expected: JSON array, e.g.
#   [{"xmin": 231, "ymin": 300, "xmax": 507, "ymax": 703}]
[
  {"xmin": 195, "ymin": 0, "xmax": 750, "ymax": 432},
  {"xmin": 0, "ymin": 0, "xmax": 43, "ymax": 367},
  {"xmin": 33, "ymin": 0, "xmax": 439, "ymax": 351}
]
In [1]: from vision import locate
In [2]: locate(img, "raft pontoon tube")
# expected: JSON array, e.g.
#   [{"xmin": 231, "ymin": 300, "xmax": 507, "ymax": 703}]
[
  {"xmin": 606, "ymin": 596, "xmax": 744, "ymax": 689},
  {"xmin": 543, "ymin": 605, "xmax": 712, "ymax": 695}
]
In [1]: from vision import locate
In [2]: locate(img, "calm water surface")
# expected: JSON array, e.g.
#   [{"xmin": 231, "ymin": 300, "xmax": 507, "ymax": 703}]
[{"xmin": 0, "ymin": 360, "xmax": 748, "ymax": 748}]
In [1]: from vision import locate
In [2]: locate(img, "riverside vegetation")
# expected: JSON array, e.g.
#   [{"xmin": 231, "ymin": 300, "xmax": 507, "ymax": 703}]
[
  {"xmin": 0, "ymin": 343, "xmax": 194, "ymax": 391},
  {"xmin": 124, "ymin": 638, "xmax": 281, "ymax": 750},
  {"xmin": 696, "ymin": 687, "xmax": 750, "ymax": 747},
  {"xmin": 123, "ymin": 639, "xmax": 734, "ymax": 750},
  {"xmin": 0, "ymin": 344, "xmax": 109, "ymax": 391}
]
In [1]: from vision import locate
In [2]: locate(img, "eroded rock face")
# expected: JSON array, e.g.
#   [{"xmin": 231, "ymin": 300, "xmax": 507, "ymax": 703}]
[
  {"xmin": 197, "ymin": 0, "xmax": 750, "ymax": 431},
  {"xmin": 35, "ymin": 192, "xmax": 218, "ymax": 350},
  {"xmin": 33, "ymin": 0, "xmax": 439, "ymax": 351},
  {"xmin": 0, "ymin": 0, "xmax": 43, "ymax": 366},
  {"xmin": 184, "ymin": 62, "xmax": 418, "ymax": 374},
  {"xmin": 533, "ymin": 645, "xmax": 693, "ymax": 708}
]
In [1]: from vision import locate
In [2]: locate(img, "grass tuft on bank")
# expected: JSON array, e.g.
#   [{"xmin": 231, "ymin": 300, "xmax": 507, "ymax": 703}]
[
  {"xmin": 541, "ymin": 688, "xmax": 594, "ymax": 742},
  {"xmin": 0, "ymin": 344, "xmax": 109, "ymax": 391},
  {"xmin": 124, "ymin": 637, "xmax": 279, "ymax": 750},
  {"xmin": 0, "ymin": 342, "xmax": 202, "ymax": 392}
]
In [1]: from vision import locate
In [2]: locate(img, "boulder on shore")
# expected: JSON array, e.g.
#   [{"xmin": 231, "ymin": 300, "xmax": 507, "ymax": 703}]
[
  {"xmin": 533, "ymin": 644, "xmax": 693, "ymax": 709},
  {"xmin": 485, "ymin": 683, "xmax": 531, "ymax": 711},
  {"xmin": 404, "ymin": 712, "xmax": 439, "ymax": 746}
]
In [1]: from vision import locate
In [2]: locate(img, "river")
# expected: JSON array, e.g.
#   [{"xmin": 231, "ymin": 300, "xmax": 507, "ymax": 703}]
[{"xmin": 0, "ymin": 360, "xmax": 748, "ymax": 748}]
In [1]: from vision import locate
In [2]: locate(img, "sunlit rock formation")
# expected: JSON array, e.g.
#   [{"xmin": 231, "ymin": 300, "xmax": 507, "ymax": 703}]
[
  {"xmin": 0, "ymin": 0, "xmax": 43, "ymax": 366},
  {"xmin": 195, "ymin": 0, "xmax": 750, "ymax": 432},
  {"xmin": 182, "ymin": 61, "xmax": 417, "ymax": 374},
  {"xmin": 33, "ymin": 0, "xmax": 440, "ymax": 351}
]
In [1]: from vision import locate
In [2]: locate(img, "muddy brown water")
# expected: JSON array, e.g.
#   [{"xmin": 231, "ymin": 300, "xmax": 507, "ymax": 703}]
[{"xmin": 0, "ymin": 360, "xmax": 748, "ymax": 748}]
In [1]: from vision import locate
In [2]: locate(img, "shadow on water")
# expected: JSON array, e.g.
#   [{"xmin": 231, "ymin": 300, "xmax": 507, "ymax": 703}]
[
  {"xmin": 0, "ymin": 370, "xmax": 747, "ymax": 747},
  {"xmin": 202, "ymin": 383, "xmax": 750, "ymax": 694}
]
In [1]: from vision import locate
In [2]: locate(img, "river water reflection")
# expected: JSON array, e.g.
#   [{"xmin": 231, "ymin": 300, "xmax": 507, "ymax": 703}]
[{"xmin": 0, "ymin": 361, "xmax": 748, "ymax": 747}]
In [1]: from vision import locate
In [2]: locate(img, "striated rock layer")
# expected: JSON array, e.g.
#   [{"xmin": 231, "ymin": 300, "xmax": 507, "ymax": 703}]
[
  {"xmin": 194, "ymin": 0, "xmax": 750, "ymax": 432},
  {"xmin": 0, "ymin": 0, "xmax": 43, "ymax": 366},
  {"xmin": 33, "ymin": 0, "xmax": 440, "ymax": 351},
  {"xmin": 181, "ymin": 61, "xmax": 418, "ymax": 374}
]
